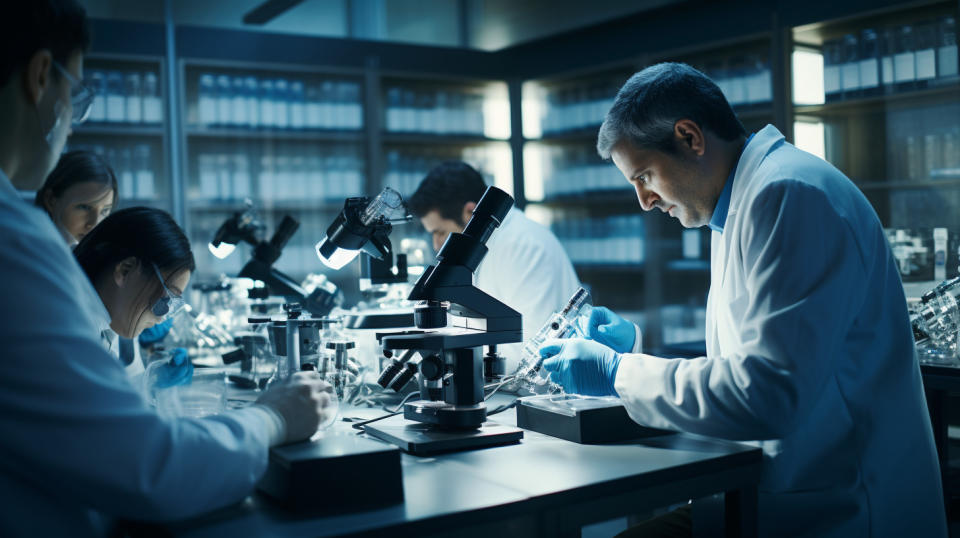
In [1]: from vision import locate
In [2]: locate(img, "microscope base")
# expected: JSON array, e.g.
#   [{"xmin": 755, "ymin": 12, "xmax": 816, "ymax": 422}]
[
  {"xmin": 403, "ymin": 401, "xmax": 486, "ymax": 428},
  {"xmin": 363, "ymin": 414, "xmax": 523, "ymax": 456}
]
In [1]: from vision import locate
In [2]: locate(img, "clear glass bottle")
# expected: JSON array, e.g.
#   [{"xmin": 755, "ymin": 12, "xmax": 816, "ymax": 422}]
[{"xmin": 513, "ymin": 287, "xmax": 593, "ymax": 394}]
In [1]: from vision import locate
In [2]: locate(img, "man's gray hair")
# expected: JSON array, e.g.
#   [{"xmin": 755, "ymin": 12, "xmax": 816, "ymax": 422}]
[{"xmin": 597, "ymin": 62, "xmax": 746, "ymax": 159}]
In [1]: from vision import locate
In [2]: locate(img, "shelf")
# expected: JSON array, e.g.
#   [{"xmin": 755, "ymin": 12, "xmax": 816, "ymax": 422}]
[
  {"xmin": 73, "ymin": 124, "xmax": 165, "ymax": 137},
  {"xmin": 186, "ymin": 127, "xmax": 364, "ymax": 142},
  {"xmin": 793, "ymin": 83, "xmax": 960, "ymax": 117},
  {"xmin": 381, "ymin": 132, "xmax": 504, "ymax": 145},
  {"xmin": 187, "ymin": 199, "xmax": 345, "ymax": 211},
  {"xmin": 854, "ymin": 179, "xmax": 960, "ymax": 191},
  {"xmin": 574, "ymin": 262, "xmax": 645, "ymax": 272},
  {"xmin": 527, "ymin": 105, "xmax": 773, "ymax": 143},
  {"xmin": 528, "ymin": 190, "xmax": 637, "ymax": 207},
  {"xmin": 533, "ymin": 126, "xmax": 603, "ymax": 142},
  {"xmin": 666, "ymin": 259, "xmax": 711, "ymax": 272}
]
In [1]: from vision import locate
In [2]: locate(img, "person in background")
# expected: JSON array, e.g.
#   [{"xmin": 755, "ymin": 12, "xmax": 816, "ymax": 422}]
[
  {"xmin": 0, "ymin": 2, "xmax": 333, "ymax": 535},
  {"xmin": 406, "ymin": 161, "xmax": 581, "ymax": 373},
  {"xmin": 74, "ymin": 207, "xmax": 194, "ymax": 382},
  {"xmin": 538, "ymin": 62, "xmax": 946, "ymax": 536},
  {"xmin": 36, "ymin": 149, "xmax": 116, "ymax": 247}
]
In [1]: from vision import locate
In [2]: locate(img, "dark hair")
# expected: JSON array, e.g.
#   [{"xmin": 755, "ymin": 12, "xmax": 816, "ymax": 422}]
[
  {"xmin": 406, "ymin": 161, "xmax": 488, "ymax": 223},
  {"xmin": 597, "ymin": 62, "xmax": 746, "ymax": 159},
  {"xmin": 75, "ymin": 206, "xmax": 195, "ymax": 288},
  {"xmin": 74, "ymin": 207, "xmax": 195, "ymax": 334},
  {"xmin": 1, "ymin": 0, "xmax": 90, "ymax": 88},
  {"xmin": 35, "ymin": 150, "xmax": 119, "ymax": 210}
]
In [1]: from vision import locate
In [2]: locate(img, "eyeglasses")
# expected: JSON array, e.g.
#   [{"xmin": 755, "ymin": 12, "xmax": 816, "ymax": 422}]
[
  {"xmin": 53, "ymin": 61, "xmax": 95, "ymax": 124},
  {"xmin": 150, "ymin": 263, "xmax": 185, "ymax": 321}
]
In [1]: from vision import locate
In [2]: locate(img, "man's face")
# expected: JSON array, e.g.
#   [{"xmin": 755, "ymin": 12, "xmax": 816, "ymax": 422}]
[
  {"xmin": 610, "ymin": 140, "xmax": 715, "ymax": 228},
  {"xmin": 14, "ymin": 50, "xmax": 81, "ymax": 190},
  {"xmin": 419, "ymin": 210, "xmax": 464, "ymax": 251}
]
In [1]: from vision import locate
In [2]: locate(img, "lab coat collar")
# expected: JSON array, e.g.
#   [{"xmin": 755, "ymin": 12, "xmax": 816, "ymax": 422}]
[
  {"xmin": 0, "ymin": 167, "xmax": 19, "ymax": 201},
  {"xmin": 728, "ymin": 125, "xmax": 785, "ymax": 217},
  {"xmin": 708, "ymin": 133, "xmax": 755, "ymax": 233}
]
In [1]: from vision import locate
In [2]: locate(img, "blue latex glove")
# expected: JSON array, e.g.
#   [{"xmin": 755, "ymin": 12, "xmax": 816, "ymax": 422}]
[
  {"xmin": 139, "ymin": 318, "xmax": 173, "ymax": 346},
  {"xmin": 586, "ymin": 306, "xmax": 636, "ymax": 353},
  {"xmin": 539, "ymin": 338, "xmax": 621, "ymax": 397},
  {"xmin": 154, "ymin": 347, "xmax": 194, "ymax": 388}
]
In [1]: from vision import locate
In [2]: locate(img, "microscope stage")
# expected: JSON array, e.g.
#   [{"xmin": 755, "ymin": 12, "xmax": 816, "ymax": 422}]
[{"xmin": 363, "ymin": 414, "xmax": 523, "ymax": 456}]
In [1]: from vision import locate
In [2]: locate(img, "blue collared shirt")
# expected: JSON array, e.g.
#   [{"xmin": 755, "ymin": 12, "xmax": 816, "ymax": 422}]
[{"xmin": 708, "ymin": 133, "xmax": 754, "ymax": 233}]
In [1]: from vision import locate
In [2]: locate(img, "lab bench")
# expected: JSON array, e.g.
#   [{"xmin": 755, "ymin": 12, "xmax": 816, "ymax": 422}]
[{"xmin": 157, "ymin": 397, "xmax": 762, "ymax": 538}]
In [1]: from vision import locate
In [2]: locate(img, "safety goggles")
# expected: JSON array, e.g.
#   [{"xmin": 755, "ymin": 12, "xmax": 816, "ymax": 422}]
[
  {"xmin": 53, "ymin": 61, "xmax": 95, "ymax": 124},
  {"xmin": 150, "ymin": 263, "xmax": 185, "ymax": 321}
]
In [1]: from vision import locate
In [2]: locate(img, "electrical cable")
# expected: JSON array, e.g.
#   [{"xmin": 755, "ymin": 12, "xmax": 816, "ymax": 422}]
[{"xmin": 350, "ymin": 392, "xmax": 420, "ymax": 431}]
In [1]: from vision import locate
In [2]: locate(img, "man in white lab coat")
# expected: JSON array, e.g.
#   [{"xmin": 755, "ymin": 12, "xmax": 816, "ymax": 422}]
[
  {"xmin": 539, "ymin": 63, "xmax": 946, "ymax": 537},
  {"xmin": 0, "ymin": 3, "xmax": 333, "ymax": 536},
  {"xmin": 407, "ymin": 161, "xmax": 581, "ymax": 372}
]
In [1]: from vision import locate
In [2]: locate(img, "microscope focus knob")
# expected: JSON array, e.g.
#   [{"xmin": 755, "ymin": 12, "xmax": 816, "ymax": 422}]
[{"xmin": 419, "ymin": 354, "xmax": 444, "ymax": 381}]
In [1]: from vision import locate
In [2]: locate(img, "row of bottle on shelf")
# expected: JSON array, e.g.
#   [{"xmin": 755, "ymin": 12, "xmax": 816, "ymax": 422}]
[
  {"xmin": 530, "ymin": 54, "xmax": 771, "ymax": 136},
  {"xmin": 886, "ymin": 226, "xmax": 960, "ymax": 282},
  {"xmin": 896, "ymin": 126, "xmax": 960, "ymax": 181},
  {"xmin": 660, "ymin": 304, "xmax": 708, "ymax": 345},
  {"xmin": 822, "ymin": 16, "xmax": 958, "ymax": 102},
  {"xmin": 86, "ymin": 70, "xmax": 163, "ymax": 124},
  {"xmin": 193, "ymin": 146, "xmax": 365, "ymax": 203},
  {"xmin": 384, "ymin": 86, "xmax": 487, "ymax": 135},
  {"xmin": 533, "ymin": 146, "xmax": 627, "ymax": 199},
  {"xmin": 197, "ymin": 74, "xmax": 363, "ymax": 130},
  {"xmin": 382, "ymin": 146, "xmax": 499, "ymax": 197},
  {"xmin": 551, "ymin": 215, "xmax": 645, "ymax": 265},
  {"xmin": 66, "ymin": 142, "xmax": 158, "ymax": 199}
]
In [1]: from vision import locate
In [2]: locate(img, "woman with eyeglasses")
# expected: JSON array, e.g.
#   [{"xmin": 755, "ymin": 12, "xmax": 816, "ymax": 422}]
[
  {"xmin": 74, "ymin": 207, "xmax": 192, "ymax": 380},
  {"xmin": 36, "ymin": 150, "xmax": 117, "ymax": 247}
]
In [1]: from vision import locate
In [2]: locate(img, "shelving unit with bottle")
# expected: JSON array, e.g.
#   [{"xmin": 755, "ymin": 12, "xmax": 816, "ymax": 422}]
[
  {"xmin": 791, "ymin": 1, "xmax": 959, "ymax": 285},
  {"xmin": 379, "ymin": 76, "xmax": 513, "ymax": 199},
  {"xmin": 181, "ymin": 61, "xmax": 368, "ymax": 284},
  {"xmin": 68, "ymin": 54, "xmax": 169, "ymax": 210}
]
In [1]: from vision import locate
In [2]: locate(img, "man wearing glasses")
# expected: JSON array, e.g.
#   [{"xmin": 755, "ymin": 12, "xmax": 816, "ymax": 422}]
[{"xmin": 0, "ymin": 2, "xmax": 335, "ymax": 536}]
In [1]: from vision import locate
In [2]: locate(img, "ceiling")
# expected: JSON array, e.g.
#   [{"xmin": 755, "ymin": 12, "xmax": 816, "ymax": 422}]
[{"xmin": 78, "ymin": 0, "xmax": 683, "ymax": 50}]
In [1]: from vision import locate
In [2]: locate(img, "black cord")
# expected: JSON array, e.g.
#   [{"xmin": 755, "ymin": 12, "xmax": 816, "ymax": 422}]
[
  {"xmin": 486, "ymin": 398, "xmax": 519, "ymax": 416},
  {"xmin": 350, "ymin": 411, "xmax": 402, "ymax": 430},
  {"xmin": 351, "ymin": 393, "xmax": 421, "ymax": 431}
]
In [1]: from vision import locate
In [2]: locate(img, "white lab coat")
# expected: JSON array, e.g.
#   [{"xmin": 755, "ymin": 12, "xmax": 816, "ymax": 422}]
[
  {"xmin": 614, "ymin": 125, "xmax": 946, "ymax": 537},
  {"xmin": 474, "ymin": 207, "xmax": 581, "ymax": 372},
  {"xmin": 0, "ymin": 170, "xmax": 281, "ymax": 537},
  {"xmin": 93, "ymin": 307, "xmax": 145, "ymax": 378}
]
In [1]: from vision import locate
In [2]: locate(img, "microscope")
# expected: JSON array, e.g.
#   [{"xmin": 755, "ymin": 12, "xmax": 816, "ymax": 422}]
[
  {"xmin": 209, "ymin": 201, "xmax": 339, "ymax": 317},
  {"xmin": 363, "ymin": 186, "xmax": 525, "ymax": 455}
]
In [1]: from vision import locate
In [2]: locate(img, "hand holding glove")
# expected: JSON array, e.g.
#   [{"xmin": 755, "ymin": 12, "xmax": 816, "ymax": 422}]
[
  {"xmin": 139, "ymin": 318, "xmax": 174, "ymax": 346},
  {"xmin": 539, "ymin": 338, "xmax": 621, "ymax": 397},
  {"xmin": 153, "ymin": 347, "xmax": 194, "ymax": 388},
  {"xmin": 586, "ymin": 306, "xmax": 636, "ymax": 353}
]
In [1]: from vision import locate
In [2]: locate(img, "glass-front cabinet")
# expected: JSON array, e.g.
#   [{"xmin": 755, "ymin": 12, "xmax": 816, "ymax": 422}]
[
  {"xmin": 181, "ymin": 61, "xmax": 367, "ymax": 286},
  {"xmin": 69, "ymin": 54, "xmax": 171, "ymax": 212},
  {"xmin": 791, "ymin": 1, "xmax": 960, "ymax": 287}
]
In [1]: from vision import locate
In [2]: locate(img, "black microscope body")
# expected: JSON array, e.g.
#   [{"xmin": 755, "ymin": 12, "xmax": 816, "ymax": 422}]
[{"xmin": 376, "ymin": 186, "xmax": 522, "ymax": 431}]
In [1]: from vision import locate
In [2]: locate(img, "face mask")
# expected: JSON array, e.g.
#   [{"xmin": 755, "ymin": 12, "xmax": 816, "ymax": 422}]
[{"xmin": 38, "ymin": 97, "xmax": 69, "ymax": 155}]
